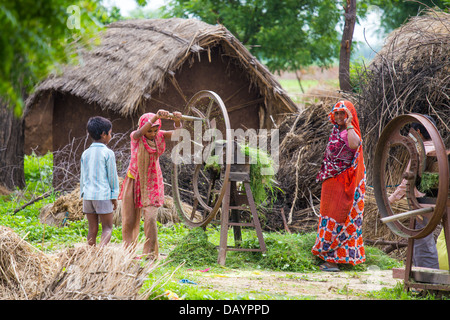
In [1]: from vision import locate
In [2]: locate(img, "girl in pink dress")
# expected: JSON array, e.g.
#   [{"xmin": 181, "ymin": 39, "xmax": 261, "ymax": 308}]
[{"xmin": 119, "ymin": 110, "xmax": 182, "ymax": 260}]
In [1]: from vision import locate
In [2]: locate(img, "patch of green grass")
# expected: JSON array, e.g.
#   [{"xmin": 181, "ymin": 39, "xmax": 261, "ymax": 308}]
[
  {"xmin": 364, "ymin": 282, "xmax": 450, "ymax": 300},
  {"xmin": 278, "ymin": 79, "xmax": 319, "ymax": 94},
  {"xmin": 147, "ymin": 226, "xmax": 406, "ymax": 300}
]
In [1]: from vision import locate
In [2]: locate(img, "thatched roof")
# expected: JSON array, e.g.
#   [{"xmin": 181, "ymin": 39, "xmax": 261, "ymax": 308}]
[
  {"xmin": 371, "ymin": 10, "xmax": 450, "ymax": 68},
  {"xmin": 26, "ymin": 18, "xmax": 296, "ymax": 117}
]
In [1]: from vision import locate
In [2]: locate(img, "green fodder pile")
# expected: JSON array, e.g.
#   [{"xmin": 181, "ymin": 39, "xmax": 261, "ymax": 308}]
[
  {"xmin": 167, "ymin": 227, "xmax": 217, "ymax": 267},
  {"xmin": 240, "ymin": 144, "xmax": 277, "ymax": 206}
]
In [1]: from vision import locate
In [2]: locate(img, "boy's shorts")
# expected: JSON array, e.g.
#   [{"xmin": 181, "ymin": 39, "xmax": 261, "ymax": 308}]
[{"xmin": 83, "ymin": 200, "xmax": 114, "ymax": 214}]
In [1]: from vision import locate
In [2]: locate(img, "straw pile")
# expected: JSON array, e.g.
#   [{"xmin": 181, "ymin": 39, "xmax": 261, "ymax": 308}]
[
  {"xmin": 350, "ymin": 9, "xmax": 450, "ymax": 184},
  {"xmin": 0, "ymin": 226, "xmax": 57, "ymax": 300},
  {"xmin": 40, "ymin": 188, "xmax": 84, "ymax": 226},
  {"xmin": 39, "ymin": 245, "xmax": 160, "ymax": 300},
  {"xmin": 0, "ymin": 227, "xmax": 165, "ymax": 300}
]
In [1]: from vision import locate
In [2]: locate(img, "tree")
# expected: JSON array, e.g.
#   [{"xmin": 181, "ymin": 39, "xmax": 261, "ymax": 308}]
[
  {"xmin": 164, "ymin": 0, "xmax": 370, "ymax": 75},
  {"xmin": 369, "ymin": 0, "xmax": 448, "ymax": 34},
  {"xmin": 0, "ymin": 0, "xmax": 122, "ymax": 189},
  {"xmin": 339, "ymin": 0, "xmax": 357, "ymax": 91}
]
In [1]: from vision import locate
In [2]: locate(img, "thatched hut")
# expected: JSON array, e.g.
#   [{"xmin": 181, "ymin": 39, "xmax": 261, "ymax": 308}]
[{"xmin": 24, "ymin": 18, "xmax": 296, "ymax": 187}]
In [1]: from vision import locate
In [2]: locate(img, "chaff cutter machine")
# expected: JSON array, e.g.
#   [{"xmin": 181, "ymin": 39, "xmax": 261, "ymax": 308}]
[
  {"xmin": 373, "ymin": 114, "xmax": 450, "ymax": 292},
  {"xmin": 171, "ymin": 90, "xmax": 266, "ymax": 265}
]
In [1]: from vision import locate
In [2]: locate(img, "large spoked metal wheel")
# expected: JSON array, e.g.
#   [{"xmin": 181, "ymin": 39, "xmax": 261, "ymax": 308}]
[
  {"xmin": 373, "ymin": 114, "xmax": 449, "ymax": 239},
  {"xmin": 172, "ymin": 90, "xmax": 232, "ymax": 227}
]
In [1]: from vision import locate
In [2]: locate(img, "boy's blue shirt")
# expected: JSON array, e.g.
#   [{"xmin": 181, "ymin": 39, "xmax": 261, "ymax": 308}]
[{"xmin": 80, "ymin": 142, "xmax": 119, "ymax": 200}]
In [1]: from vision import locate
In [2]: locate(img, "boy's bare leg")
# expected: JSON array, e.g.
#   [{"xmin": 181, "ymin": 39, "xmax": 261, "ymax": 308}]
[
  {"xmin": 121, "ymin": 178, "xmax": 141, "ymax": 250},
  {"xmin": 142, "ymin": 206, "xmax": 159, "ymax": 260},
  {"xmin": 85, "ymin": 213, "xmax": 99, "ymax": 246},
  {"xmin": 99, "ymin": 213, "xmax": 113, "ymax": 246}
]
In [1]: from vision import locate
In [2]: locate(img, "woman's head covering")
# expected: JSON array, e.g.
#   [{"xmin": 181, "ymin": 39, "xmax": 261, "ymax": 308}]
[
  {"xmin": 328, "ymin": 100, "xmax": 361, "ymax": 138},
  {"xmin": 138, "ymin": 112, "xmax": 161, "ymax": 130}
]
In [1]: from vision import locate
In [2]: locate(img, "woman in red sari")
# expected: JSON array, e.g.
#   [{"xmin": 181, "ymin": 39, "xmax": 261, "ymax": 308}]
[{"xmin": 311, "ymin": 100, "xmax": 366, "ymax": 271}]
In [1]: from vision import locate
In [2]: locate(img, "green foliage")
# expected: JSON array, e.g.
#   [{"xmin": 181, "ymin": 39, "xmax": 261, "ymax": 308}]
[
  {"xmin": 419, "ymin": 172, "xmax": 439, "ymax": 193},
  {"xmin": 362, "ymin": 246, "xmax": 402, "ymax": 270},
  {"xmin": 240, "ymin": 144, "xmax": 278, "ymax": 206},
  {"xmin": 0, "ymin": 0, "xmax": 120, "ymax": 114},
  {"xmin": 204, "ymin": 144, "xmax": 279, "ymax": 206},
  {"xmin": 23, "ymin": 152, "xmax": 53, "ymax": 194},
  {"xmin": 366, "ymin": 282, "xmax": 449, "ymax": 300},
  {"xmin": 349, "ymin": 58, "xmax": 371, "ymax": 94},
  {"xmin": 367, "ymin": 0, "xmax": 448, "ymax": 36},
  {"xmin": 166, "ymin": 226, "xmax": 401, "ymax": 273},
  {"xmin": 241, "ymin": 231, "xmax": 319, "ymax": 272},
  {"xmin": 164, "ymin": 0, "xmax": 370, "ymax": 73}
]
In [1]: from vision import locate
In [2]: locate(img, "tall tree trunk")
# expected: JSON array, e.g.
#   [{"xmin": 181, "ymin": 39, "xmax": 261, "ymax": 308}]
[
  {"xmin": 339, "ymin": 0, "xmax": 357, "ymax": 92},
  {"xmin": 0, "ymin": 101, "xmax": 25, "ymax": 190}
]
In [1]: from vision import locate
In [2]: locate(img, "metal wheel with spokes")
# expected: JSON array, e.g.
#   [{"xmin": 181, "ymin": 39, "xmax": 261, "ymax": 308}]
[
  {"xmin": 171, "ymin": 90, "xmax": 232, "ymax": 227},
  {"xmin": 373, "ymin": 114, "xmax": 449, "ymax": 239}
]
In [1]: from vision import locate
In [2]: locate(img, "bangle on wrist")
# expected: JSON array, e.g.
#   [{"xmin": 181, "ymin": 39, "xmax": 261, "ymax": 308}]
[{"xmin": 347, "ymin": 125, "xmax": 354, "ymax": 130}]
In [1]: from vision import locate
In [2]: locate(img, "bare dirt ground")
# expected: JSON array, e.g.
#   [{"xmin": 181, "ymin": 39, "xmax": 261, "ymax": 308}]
[{"xmin": 193, "ymin": 267, "xmax": 401, "ymax": 300}]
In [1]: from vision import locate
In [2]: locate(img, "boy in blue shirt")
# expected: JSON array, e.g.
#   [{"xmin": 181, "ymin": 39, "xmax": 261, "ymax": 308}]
[{"xmin": 80, "ymin": 116, "xmax": 119, "ymax": 246}]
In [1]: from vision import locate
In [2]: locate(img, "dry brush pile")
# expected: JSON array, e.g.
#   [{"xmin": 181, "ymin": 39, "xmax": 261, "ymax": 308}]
[
  {"xmin": 266, "ymin": 101, "xmax": 332, "ymax": 232},
  {"xmin": 0, "ymin": 226, "xmax": 163, "ymax": 300}
]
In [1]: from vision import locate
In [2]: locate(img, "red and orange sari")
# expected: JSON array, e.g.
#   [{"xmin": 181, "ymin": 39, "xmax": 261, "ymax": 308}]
[{"xmin": 311, "ymin": 101, "xmax": 366, "ymax": 265}]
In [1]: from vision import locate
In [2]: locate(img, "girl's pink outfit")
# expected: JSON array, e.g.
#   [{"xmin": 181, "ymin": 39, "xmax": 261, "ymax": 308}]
[{"xmin": 119, "ymin": 113, "xmax": 166, "ymax": 208}]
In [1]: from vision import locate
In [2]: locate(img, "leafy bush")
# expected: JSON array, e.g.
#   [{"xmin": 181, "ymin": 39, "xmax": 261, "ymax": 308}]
[{"xmin": 23, "ymin": 152, "xmax": 53, "ymax": 194}]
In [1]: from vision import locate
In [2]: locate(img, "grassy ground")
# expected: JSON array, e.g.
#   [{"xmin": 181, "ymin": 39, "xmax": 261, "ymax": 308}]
[
  {"xmin": 1, "ymin": 153, "xmax": 447, "ymax": 300},
  {"xmin": 276, "ymin": 67, "xmax": 340, "ymax": 105}
]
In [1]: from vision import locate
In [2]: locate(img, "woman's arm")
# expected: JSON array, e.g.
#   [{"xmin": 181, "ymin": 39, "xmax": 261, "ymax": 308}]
[
  {"xmin": 345, "ymin": 108, "xmax": 361, "ymax": 150},
  {"xmin": 133, "ymin": 121, "xmax": 153, "ymax": 140},
  {"xmin": 162, "ymin": 111, "xmax": 182, "ymax": 140},
  {"xmin": 347, "ymin": 128, "xmax": 360, "ymax": 149}
]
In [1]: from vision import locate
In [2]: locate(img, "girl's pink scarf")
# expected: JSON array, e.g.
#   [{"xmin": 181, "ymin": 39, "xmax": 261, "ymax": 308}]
[{"xmin": 136, "ymin": 113, "xmax": 165, "ymax": 207}]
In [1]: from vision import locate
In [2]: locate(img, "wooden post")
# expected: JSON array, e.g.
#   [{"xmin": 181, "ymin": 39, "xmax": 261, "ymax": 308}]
[
  {"xmin": 217, "ymin": 173, "xmax": 266, "ymax": 265},
  {"xmin": 217, "ymin": 182, "xmax": 231, "ymax": 266}
]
